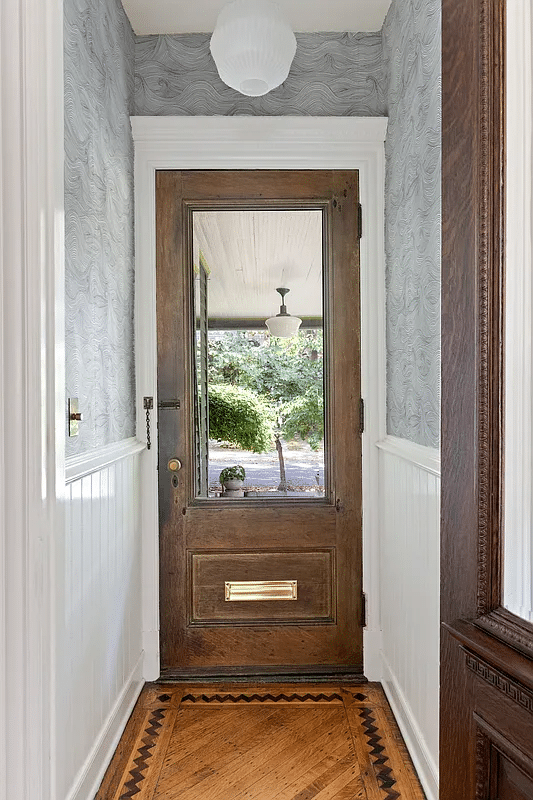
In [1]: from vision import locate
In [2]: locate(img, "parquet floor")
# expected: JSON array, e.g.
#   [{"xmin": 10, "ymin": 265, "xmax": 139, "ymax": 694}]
[{"xmin": 96, "ymin": 683, "xmax": 426, "ymax": 800}]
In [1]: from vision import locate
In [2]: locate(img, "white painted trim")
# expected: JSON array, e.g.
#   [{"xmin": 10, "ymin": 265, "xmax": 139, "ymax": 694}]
[
  {"xmin": 381, "ymin": 656, "xmax": 439, "ymax": 800},
  {"xmin": 504, "ymin": 0, "xmax": 533, "ymax": 622},
  {"xmin": 65, "ymin": 438, "xmax": 145, "ymax": 484},
  {"xmin": 65, "ymin": 657, "xmax": 144, "ymax": 800},
  {"xmin": 1, "ymin": 0, "xmax": 65, "ymax": 796},
  {"xmin": 132, "ymin": 115, "xmax": 387, "ymax": 681},
  {"xmin": 376, "ymin": 435, "xmax": 441, "ymax": 476}
]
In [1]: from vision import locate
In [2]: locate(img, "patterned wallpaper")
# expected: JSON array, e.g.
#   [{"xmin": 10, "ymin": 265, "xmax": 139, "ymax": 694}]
[
  {"xmin": 64, "ymin": 0, "xmax": 136, "ymax": 455},
  {"xmin": 134, "ymin": 32, "xmax": 386, "ymax": 116},
  {"xmin": 382, "ymin": 0, "xmax": 441, "ymax": 448}
]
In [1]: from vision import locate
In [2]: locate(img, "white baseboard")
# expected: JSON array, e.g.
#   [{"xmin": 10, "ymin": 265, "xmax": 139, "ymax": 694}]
[
  {"xmin": 381, "ymin": 656, "xmax": 439, "ymax": 800},
  {"xmin": 65, "ymin": 655, "xmax": 145, "ymax": 800},
  {"xmin": 142, "ymin": 629, "xmax": 160, "ymax": 681},
  {"xmin": 363, "ymin": 628, "xmax": 383, "ymax": 680}
]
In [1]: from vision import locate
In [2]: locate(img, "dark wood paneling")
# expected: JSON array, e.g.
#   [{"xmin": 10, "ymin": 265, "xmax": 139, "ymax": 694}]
[
  {"xmin": 442, "ymin": 0, "xmax": 533, "ymax": 796},
  {"xmin": 492, "ymin": 754, "xmax": 533, "ymax": 800},
  {"xmin": 190, "ymin": 550, "xmax": 334, "ymax": 624}
]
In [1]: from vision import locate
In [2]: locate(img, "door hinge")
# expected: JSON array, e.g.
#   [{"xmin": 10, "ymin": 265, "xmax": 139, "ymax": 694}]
[
  {"xmin": 361, "ymin": 593, "xmax": 367, "ymax": 628},
  {"xmin": 359, "ymin": 398, "xmax": 365, "ymax": 435},
  {"xmin": 358, "ymin": 203, "xmax": 363, "ymax": 239}
]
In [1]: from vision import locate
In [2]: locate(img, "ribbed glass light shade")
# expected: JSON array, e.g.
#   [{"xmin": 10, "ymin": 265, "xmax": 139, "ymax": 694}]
[
  {"xmin": 265, "ymin": 314, "xmax": 302, "ymax": 338},
  {"xmin": 210, "ymin": 0, "xmax": 297, "ymax": 97}
]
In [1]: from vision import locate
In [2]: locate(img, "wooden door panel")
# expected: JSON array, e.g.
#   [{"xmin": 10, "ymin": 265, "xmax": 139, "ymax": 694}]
[
  {"xmin": 189, "ymin": 549, "xmax": 335, "ymax": 624},
  {"xmin": 156, "ymin": 170, "xmax": 362, "ymax": 679},
  {"xmin": 184, "ymin": 503, "xmax": 337, "ymax": 548}
]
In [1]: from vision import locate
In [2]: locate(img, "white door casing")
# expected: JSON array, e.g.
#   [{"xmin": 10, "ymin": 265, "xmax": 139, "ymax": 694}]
[{"xmin": 131, "ymin": 115, "xmax": 387, "ymax": 680}]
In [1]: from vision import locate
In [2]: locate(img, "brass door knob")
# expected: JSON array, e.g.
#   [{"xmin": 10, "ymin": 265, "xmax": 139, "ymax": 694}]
[{"xmin": 168, "ymin": 459, "xmax": 182, "ymax": 472}]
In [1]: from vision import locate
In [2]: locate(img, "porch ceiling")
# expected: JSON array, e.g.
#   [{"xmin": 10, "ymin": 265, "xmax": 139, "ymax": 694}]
[{"xmin": 193, "ymin": 209, "xmax": 323, "ymax": 321}]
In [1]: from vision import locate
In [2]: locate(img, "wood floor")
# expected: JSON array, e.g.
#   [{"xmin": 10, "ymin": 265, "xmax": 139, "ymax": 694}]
[{"xmin": 96, "ymin": 683, "xmax": 426, "ymax": 800}]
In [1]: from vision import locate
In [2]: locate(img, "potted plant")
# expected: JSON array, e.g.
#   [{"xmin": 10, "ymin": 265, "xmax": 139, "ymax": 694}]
[{"xmin": 219, "ymin": 464, "xmax": 245, "ymax": 492}]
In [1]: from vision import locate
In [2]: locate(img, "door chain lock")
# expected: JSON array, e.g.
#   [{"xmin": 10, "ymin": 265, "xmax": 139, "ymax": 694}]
[{"xmin": 143, "ymin": 397, "xmax": 153, "ymax": 449}]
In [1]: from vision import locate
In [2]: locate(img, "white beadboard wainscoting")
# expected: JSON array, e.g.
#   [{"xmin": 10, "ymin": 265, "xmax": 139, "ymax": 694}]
[
  {"xmin": 58, "ymin": 438, "xmax": 145, "ymax": 800},
  {"xmin": 377, "ymin": 436, "xmax": 440, "ymax": 800}
]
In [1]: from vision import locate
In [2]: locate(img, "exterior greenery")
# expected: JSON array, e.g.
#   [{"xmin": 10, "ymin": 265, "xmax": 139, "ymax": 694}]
[
  {"xmin": 282, "ymin": 390, "xmax": 324, "ymax": 451},
  {"xmin": 207, "ymin": 330, "xmax": 324, "ymax": 451},
  {"xmin": 208, "ymin": 383, "xmax": 273, "ymax": 453},
  {"xmin": 219, "ymin": 464, "xmax": 245, "ymax": 484}
]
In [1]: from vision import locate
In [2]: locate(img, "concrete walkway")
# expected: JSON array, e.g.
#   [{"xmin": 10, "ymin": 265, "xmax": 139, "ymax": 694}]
[{"xmin": 208, "ymin": 440, "xmax": 325, "ymax": 496}]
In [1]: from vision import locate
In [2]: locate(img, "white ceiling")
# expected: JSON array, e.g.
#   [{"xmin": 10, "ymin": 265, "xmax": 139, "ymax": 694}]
[
  {"xmin": 123, "ymin": 0, "xmax": 392, "ymax": 36},
  {"xmin": 193, "ymin": 209, "xmax": 323, "ymax": 320}
]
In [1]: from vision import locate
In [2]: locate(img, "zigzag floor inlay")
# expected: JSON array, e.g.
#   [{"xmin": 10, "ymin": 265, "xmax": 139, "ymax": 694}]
[{"xmin": 97, "ymin": 683, "xmax": 426, "ymax": 800}]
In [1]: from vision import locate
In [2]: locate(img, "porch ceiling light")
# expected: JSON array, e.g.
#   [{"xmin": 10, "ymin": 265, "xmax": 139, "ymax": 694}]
[
  {"xmin": 265, "ymin": 288, "xmax": 302, "ymax": 338},
  {"xmin": 210, "ymin": 0, "xmax": 297, "ymax": 97}
]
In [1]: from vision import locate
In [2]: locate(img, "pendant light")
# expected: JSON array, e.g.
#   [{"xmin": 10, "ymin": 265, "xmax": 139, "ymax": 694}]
[
  {"xmin": 210, "ymin": 0, "xmax": 297, "ymax": 97},
  {"xmin": 265, "ymin": 288, "xmax": 302, "ymax": 338}
]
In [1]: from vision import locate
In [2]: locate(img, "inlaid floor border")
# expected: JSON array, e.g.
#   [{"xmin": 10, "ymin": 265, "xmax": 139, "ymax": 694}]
[{"xmin": 98, "ymin": 683, "xmax": 426, "ymax": 800}]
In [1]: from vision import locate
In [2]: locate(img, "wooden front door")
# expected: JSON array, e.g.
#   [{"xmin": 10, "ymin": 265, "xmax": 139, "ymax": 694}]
[{"xmin": 156, "ymin": 170, "xmax": 362, "ymax": 680}]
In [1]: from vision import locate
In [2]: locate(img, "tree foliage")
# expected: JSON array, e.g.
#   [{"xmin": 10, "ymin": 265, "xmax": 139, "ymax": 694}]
[
  {"xmin": 207, "ymin": 330, "xmax": 324, "ymax": 450},
  {"xmin": 282, "ymin": 390, "xmax": 324, "ymax": 451},
  {"xmin": 208, "ymin": 383, "xmax": 273, "ymax": 453}
]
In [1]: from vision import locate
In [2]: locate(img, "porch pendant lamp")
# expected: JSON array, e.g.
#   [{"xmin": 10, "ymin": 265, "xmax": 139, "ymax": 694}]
[
  {"xmin": 210, "ymin": 0, "xmax": 297, "ymax": 97},
  {"xmin": 265, "ymin": 288, "xmax": 302, "ymax": 338}
]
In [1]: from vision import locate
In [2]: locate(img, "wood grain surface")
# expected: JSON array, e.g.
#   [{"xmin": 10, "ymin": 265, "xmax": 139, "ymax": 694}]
[
  {"xmin": 156, "ymin": 170, "xmax": 363, "ymax": 678},
  {"xmin": 96, "ymin": 682, "xmax": 426, "ymax": 799}
]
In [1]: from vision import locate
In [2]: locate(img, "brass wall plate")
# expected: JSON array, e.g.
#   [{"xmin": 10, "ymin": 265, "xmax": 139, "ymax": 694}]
[
  {"xmin": 224, "ymin": 580, "xmax": 298, "ymax": 602},
  {"xmin": 68, "ymin": 398, "xmax": 82, "ymax": 437}
]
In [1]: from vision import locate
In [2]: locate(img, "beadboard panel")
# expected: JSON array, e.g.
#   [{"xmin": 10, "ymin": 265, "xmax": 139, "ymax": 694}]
[
  {"xmin": 377, "ymin": 436, "xmax": 440, "ymax": 800},
  {"xmin": 57, "ymin": 445, "xmax": 144, "ymax": 800}
]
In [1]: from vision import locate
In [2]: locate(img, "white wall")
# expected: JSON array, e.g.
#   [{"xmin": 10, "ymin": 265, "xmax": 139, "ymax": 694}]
[
  {"xmin": 377, "ymin": 436, "xmax": 440, "ymax": 800},
  {"xmin": 57, "ymin": 440, "xmax": 145, "ymax": 800}
]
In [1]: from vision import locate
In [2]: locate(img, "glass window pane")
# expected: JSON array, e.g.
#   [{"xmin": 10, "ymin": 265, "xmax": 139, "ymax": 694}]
[{"xmin": 192, "ymin": 208, "xmax": 325, "ymax": 499}]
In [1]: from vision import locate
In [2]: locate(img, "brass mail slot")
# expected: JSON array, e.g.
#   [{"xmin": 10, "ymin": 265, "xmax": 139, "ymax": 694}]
[{"xmin": 224, "ymin": 580, "xmax": 298, "ymax": 602}]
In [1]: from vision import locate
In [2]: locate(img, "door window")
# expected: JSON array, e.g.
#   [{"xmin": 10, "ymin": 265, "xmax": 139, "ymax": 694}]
[{"xmin": 192, "ymin": 208, "xmax": 326, "ymax": 500}]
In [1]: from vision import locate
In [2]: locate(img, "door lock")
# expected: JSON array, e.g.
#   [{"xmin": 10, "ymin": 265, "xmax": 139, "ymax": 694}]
[{"xmin": 168, "ymin": 459, "xmax": 182, "ymax": 472}]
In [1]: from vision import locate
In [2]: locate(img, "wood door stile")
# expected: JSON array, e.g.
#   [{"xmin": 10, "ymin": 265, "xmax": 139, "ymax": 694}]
[{"xmin": 156, "ymin": 170, "xmax": 362, "ymax": 678}]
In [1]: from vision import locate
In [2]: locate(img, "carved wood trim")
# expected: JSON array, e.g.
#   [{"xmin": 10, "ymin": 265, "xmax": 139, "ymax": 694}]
[
  {"xmin": 476, "ymin": 0, "xmax": 506, "ymax": 617},
  {"xmin": 477, "ymin": 608, "xmax": 533, "ymax": 660},
  {"xmin": 465, "ymin": 650, "xmax": 533, "ymax": 713},
  {"xmin": 475, "ymin": 727, "xmax": 490, "ymax": 800}
]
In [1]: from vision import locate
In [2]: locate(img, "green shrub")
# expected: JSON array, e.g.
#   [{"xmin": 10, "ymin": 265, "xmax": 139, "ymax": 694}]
[
  {"xmin": 219, "ymin": 465, "xmax": 245, "ymax": 483},
  {"xmin": 282, "ymin": 391, "xmax": 324, "ymax": 451},
  {"xmin": 208, "ymin": 384, "xmax": 273, "ymax": 453}
]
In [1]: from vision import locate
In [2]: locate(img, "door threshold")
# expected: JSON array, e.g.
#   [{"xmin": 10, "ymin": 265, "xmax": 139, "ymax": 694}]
[{"xmin": 159, "ymin": 666, "xmax": 367, "ymax": 684}]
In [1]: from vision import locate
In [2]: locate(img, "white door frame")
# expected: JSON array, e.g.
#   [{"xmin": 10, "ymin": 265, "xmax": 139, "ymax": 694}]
[
  {"xmin": 1, "ymin": 0, "xmax": 65, "ymax": 797},
  {"xmin": 132, "ymin": 115, "xmax": 388, "ymax": 680}
]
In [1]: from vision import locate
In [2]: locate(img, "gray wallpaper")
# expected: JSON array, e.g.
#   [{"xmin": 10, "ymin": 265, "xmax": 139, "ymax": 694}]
[
  {"xmin": 65, "ymin": 0, "xmax": 136, "ymax": 455},
  {"xmin": 134, "ymin": 32, "xmax": 386, "ymax": 116},
  {"xmin": 382, "ymin": 0, "xmax": 441, "ymax": 448}
]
